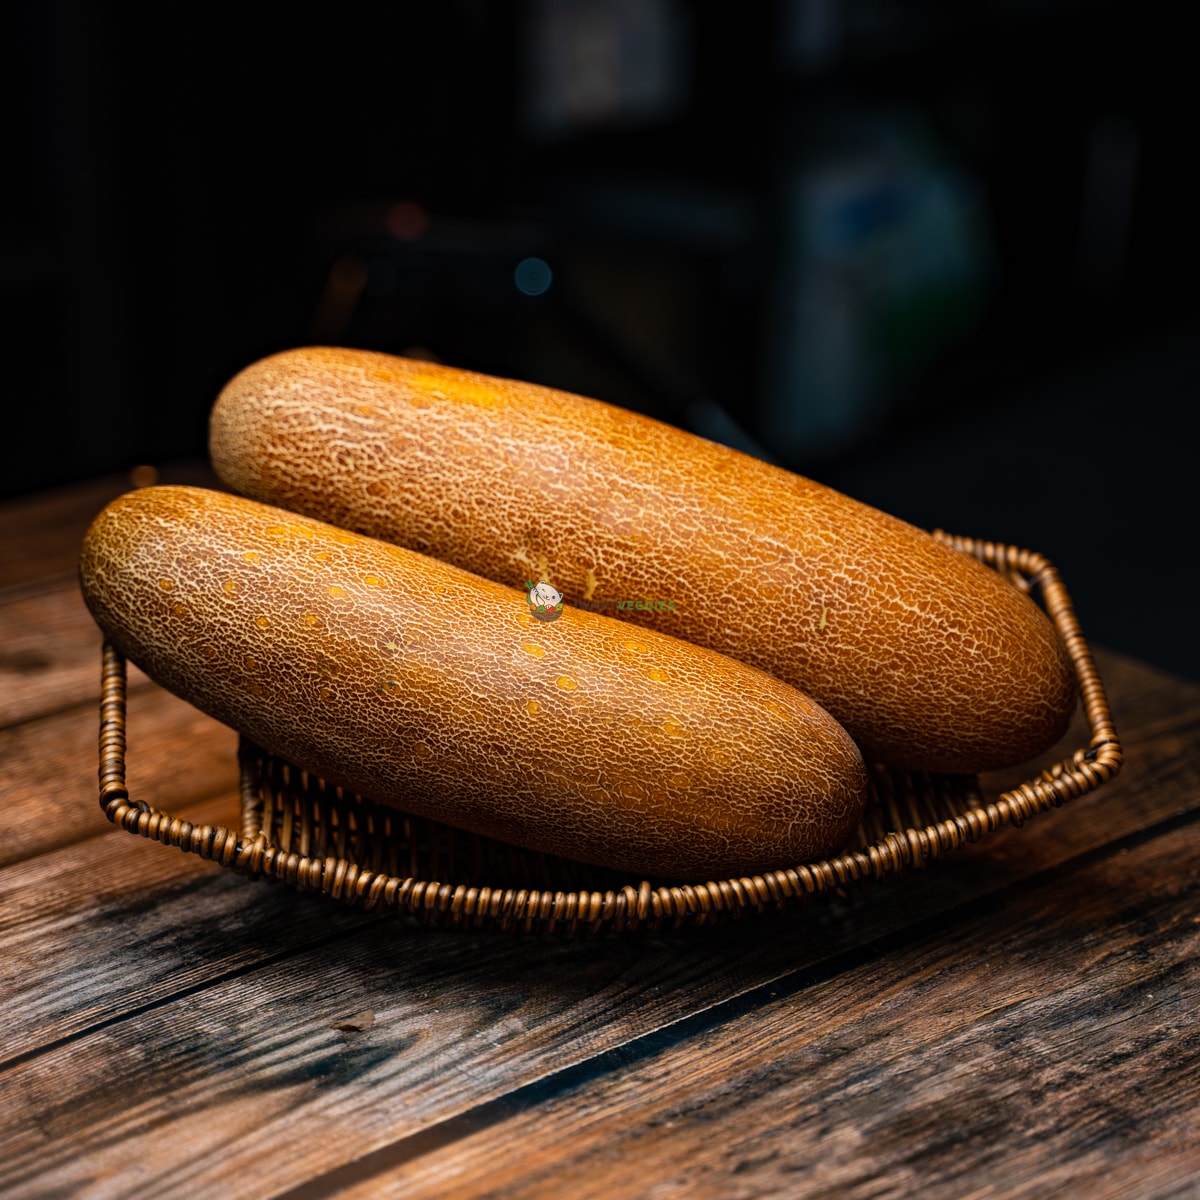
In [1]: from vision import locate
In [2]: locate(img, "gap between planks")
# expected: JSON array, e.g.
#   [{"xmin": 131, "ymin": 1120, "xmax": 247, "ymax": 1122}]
[
  {"xmin": 0, "ymin": 576, "xmax": 153, "ymax": 731},
  {"xmin": 263, "ymin": 800, "xmax": 1200, "ymax": 1200},
  {"xmin": 330, "ymin": 814, "xmax": 1200, "ymax": 1200},
  {"xmin": 0, "ymin": 685, "xmax": 238, "ymax": 869},
  {"xmin": 1, "ymin": 649, "xmax": 1194, "ymax": 1086},
  {"xmin": 3, "ymin": 792, "xmax": 1198, "ymax": 1200}
]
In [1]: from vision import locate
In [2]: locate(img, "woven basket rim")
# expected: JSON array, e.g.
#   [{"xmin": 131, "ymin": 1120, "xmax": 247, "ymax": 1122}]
[{"xmin": 97, "ymin": 533, "xmax": 1123, "ymax": 933}]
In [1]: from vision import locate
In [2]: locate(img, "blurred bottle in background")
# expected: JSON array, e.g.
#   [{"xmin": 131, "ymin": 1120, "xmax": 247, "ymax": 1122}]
[{"xmin": 761, "ymin": 103, "xmax": 991, "ymax": 459}]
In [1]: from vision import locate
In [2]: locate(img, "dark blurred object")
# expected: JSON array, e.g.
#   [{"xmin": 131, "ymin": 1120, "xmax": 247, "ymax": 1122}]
[
  {"xmin": 818, "ymin": 313, "xmax": 1200, "ymax": 683},
  {"xmin": 521, "ymin": 0, "xmax": 691, "ymax": 139},
  {"xmin": 3, "ymin": 1, "xmax": 1197, "ymax": 678},
  {"xmin": 302, "ymin": 196, "xmax": 773, "ymax": 459},
  {"xmin": 761, "ymin": 101, "xmax": 991, "ymax": 457},
  {"xmin": 3, "ymin": 2, "xmax": 521, "ymax": 499},
  {"xmin": 6, "ymin": 1, "xmax": 1195, "ymax": 485}
]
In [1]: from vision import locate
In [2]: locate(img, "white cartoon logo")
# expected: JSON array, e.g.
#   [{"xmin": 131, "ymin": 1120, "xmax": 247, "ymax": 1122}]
[{"xmin": 526, "ymin": 579, "xmax": 564, "ymax": 622}]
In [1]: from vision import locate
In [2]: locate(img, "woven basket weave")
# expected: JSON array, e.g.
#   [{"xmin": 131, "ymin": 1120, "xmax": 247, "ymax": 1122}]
[{"xmin": 97, "ymin": 533, "xmax": 1122, "ymax": 933}]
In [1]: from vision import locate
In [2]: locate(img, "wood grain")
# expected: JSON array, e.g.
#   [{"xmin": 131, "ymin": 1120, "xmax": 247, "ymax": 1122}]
[
  {"xmin": 0, "ymin": 650, "xmax": 1194, "ymax": 1200},
  {"xmin": 2, "ymin": 474, "xmax": 1198, "ymax": 1200},
  {"xmin": 0, "ymin": 693, "xmax": 237, "ymax": 868},
  {"xmin": 336, "ymin": 810, "xmax": 1200, "ymax": 1200},
  {"xmin": 0, "ymin": 579, "xmax": 148, "ymax": 729},
  {"xmin": 0, "ymin": 460, "xmax": 219, "ymax": 591},
  {"xmin": 0, "ymin": 790, "xmax": 376, "ymax": 1070}
]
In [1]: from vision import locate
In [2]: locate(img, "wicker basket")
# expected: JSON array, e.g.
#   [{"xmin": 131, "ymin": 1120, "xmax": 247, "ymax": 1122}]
[{"xmin": 97, "ymin": 533, "xmax": 1122, "ymax": 934}]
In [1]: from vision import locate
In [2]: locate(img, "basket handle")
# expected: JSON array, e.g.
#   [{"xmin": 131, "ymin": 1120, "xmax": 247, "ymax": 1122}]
[
  {"xmin": 98, "ymin": 640, "xmax": 248, "ymax": 869},
  {"xmin": 95, "ymin": 537, "xmax": 1122, "ymax": 924}
]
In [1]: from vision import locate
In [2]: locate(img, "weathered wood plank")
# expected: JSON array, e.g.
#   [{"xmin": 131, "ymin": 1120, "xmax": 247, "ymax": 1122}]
[
  {"xmin": 0, "ymin": 461, "xmax": 219, "ymax": 591},
  {"xmin": 0, "ymin": 786, "xmax": 378, "ymax": 1068},
  {"xmin": 0, "ymin": 646, "xmax": 1193, "ymax": 1067},
  {"xmin": 1, "ymin": 462, "xmax": 1195, "ymax": 1200},
  {"xmin": 316, "ymin": 811, "xmax": 1200, "ymax": 1200},
  {"xmin": 0, "ymin": 579, "xmax": 149, "ymax": 730},
  {"xmin": 0, "ymin": 654, "xmax": 1195, "ymax": 1200},
  {"xmin": 0, "ymin": 684, "xmax": 237, "ymax": 868}
]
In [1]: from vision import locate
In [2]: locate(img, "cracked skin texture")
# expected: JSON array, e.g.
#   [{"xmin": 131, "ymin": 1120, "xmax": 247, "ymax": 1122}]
[
  {"xmin": 79, "ymin": 486, "xmax": 869, "ymax": 879},
  {"xmin": 210, "ymin": 347, "xmax": 1078, "ymax": 773}
]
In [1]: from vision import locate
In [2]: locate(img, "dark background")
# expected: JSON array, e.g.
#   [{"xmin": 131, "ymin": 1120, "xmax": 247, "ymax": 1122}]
[{"xmin": 4, "ymin": 0, "xmax": 1197, "ymax": 679}]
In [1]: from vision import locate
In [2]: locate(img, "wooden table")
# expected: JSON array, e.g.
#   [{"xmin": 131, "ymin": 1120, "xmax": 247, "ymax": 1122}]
[{"xmin": 3, "ymin": 470, "xmax": 1198, "ymax": 1199}]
